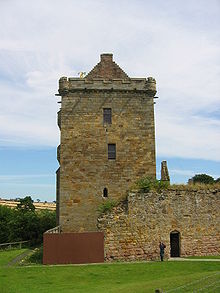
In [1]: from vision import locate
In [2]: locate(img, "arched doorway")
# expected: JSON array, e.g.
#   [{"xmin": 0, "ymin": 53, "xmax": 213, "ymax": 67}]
[{"xmin": 170, "ymin": 231, "xmax": 180, "ymax": 257}]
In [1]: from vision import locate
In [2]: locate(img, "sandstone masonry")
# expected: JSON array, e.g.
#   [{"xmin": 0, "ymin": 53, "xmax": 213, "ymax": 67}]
[
  {"xmin": 98, "ymin": 188, "xmax": 220, "ymax": 261},
  {"xmin": 56, "ymin": 54, "xmax": 156, "ymax": 232}
]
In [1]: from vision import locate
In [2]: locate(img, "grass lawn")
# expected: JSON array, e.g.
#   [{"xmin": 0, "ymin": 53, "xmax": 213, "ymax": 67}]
[
  {"xmin": 184, "ymin": 255, "xmax": 220, "ymax": 259},
  {"xmin": 0, "ymin": 248, "xmax": 28, "ymax": 266},
  {"xmin": 0, "ymin": 250, "xmax": 220, "ymax": 293}
]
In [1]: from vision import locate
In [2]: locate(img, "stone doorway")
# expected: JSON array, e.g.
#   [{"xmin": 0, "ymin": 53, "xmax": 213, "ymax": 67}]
[{"xmin": 170, "ymin": 231, "xmax": 180, "ymax": 257}]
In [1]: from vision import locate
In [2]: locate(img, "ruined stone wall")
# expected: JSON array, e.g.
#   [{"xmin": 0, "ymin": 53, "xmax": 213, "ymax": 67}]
[
  {"xmin": 98, "ymin": 188, "xmax": 220, "ymax": 261},
  {"xmin": 58, "ymin": 89, "xmax": 156, "ymax": 232}
]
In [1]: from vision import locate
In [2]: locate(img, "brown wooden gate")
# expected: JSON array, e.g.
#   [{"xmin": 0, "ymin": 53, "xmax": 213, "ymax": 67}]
[{"xmin": 43, "ymin": 232, "xmax": 104, "ymax": 265}]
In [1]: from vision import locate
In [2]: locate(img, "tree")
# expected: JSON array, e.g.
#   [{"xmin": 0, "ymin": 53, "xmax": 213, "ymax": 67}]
[
  {"xmin": 215, "ymin": 177, "xmax": 220, "ymax": 183},
  {"xmin": 0, "ymin": 196, "xmax": 56, "ymax": 245},
  {"xmin": 9, "ymin": 210, "xmax": 39, "ymax": 244},
  {"xmin": 0, "ymin": 206, "xmax": 14, "ymax": 243},
  {"xmin": 191, "ymin": 174, "xmax": 215, "ymax": 185},
  {"xmin": 37, "ymin": 210, "xmax": 56, "ymax": 243},
  {"xmin": 17, "ymin": 196, "xmax": 35, "ymax": 212}
]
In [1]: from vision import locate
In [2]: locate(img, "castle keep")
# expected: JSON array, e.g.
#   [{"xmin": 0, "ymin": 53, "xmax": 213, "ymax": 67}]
[{"xmin": 56, "ymin": 54, "xmax": 157, "ymax": 232}]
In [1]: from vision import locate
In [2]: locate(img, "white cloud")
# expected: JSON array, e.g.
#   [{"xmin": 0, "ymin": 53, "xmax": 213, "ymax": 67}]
[
  {"xmin": 0, "ymin": 0, "xmax": 219, "ymax": 161},
  {"xmin": 0, "ymin": 174, "xmax": 53, "ymax": 180},
  {"xmin": 169, "ymin": 169, "xmax": 195, "ymax": 177},
  {"xmin": 169, "ymin": 169, "xmax": 219, "ymax": 179}
]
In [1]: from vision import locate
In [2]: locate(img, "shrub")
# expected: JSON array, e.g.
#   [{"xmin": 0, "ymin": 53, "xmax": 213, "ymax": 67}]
[
  {"xmin": 98, "ymin": 200, "xmax": 118, "ymax": 213},
  {"xmin": 26, "ymin": 246, "xmax": 43, "ymax": 264},
  {"xmin": 135, "ymin": 177, "xmax": 169, "ymax": 193},
  {"xmin": 191, "ymin": 174, "xmax": 215, "ymax": 185}
]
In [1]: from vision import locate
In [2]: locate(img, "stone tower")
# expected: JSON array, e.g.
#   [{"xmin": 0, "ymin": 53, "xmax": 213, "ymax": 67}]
[{"xmin": 56, "ymin": 53, "xmax": 157, "ymax": 232}]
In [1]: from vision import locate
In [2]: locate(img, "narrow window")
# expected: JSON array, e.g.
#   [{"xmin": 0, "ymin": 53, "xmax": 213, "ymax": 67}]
[
  {"xmin": 108, "ymin": 144, "xmax": 116, "ymax": 160},
  {"xmin": 103, "ymin": 108, "xmax": 112, "ymax": 124},
  {"xmin": 103, "ymin": 188, "xmax": 108, "ymax": 198}
]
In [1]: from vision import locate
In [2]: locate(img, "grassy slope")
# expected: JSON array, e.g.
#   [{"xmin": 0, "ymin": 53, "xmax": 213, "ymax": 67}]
[
  {"xmin": 0, "ymin": 260, "xmax": 219, "ymax": 293},
  {"xmin": 0, "ymin": 249, "xmax": 28, "ymax": 266}
]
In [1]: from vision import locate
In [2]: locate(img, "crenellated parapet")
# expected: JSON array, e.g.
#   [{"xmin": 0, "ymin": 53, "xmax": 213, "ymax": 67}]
[
  {"xmin": 58, "ymin": 76, "xmax": 156, "ymax": 96},
  {"xmin": 146, "ymin": 77, "xmax": 156, "ymax": 96},
  {"xmin": 59, "ymin": 77, "xmax": 69, "ymax": 94},
  {"xmin": 58, "ymin": 54, "xmax": 156, "ymax": 96}
]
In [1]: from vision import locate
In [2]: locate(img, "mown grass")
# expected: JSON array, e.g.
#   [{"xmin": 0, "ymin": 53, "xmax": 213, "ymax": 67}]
[
  {"xmin": 0, "ymin": 249, "xmax": 220, "ymax": 293},
  {"xmin": 185, "ymin": 255, "xmax": 220, "ymax": 259},
  {"xmin": 0, "ymin": 248, "xmax": 28, "ymax": 266}
]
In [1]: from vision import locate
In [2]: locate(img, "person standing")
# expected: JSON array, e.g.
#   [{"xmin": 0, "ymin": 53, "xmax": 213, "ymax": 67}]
[{"xmin": 159, "ymin": 242, "xmax": 166, "ymax": 261}]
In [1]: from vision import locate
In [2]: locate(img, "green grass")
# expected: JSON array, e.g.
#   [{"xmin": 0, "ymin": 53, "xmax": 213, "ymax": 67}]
[
  {"xmin": 0, "ymin": 250, "xmax": 220, "ymax": 292},
  {"xmin": 0, "ymin": 249, "xmax": 28, "ymax": 266},
  {"xmin": 185, "ymin": 255, "xmax": 220, "ymax": 259},
  {"xmin": 98, "ymin": 199, "xmax": 118, "ymax": 213}
]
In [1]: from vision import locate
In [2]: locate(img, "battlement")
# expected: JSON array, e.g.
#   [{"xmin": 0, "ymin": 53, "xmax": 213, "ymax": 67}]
[
  {"xmin": 58, "ymin": 54, "xmax": 156, "ymax": 96},
  {"xmin": 58, "ymin": 76, "xmax": 156, "ymax": 96}
]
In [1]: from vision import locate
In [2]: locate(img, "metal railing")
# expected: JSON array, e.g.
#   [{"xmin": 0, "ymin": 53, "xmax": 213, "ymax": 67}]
[
  {"xmin": 45, "ymin": 225, "xmax": 61, "ymax": 234},
  {"xmin": 0, "ymin": 240, "xmax": 30, "ymax": 250}
]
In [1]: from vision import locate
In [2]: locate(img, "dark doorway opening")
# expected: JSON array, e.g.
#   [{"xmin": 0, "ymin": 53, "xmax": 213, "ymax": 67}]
[{"xmin": 170, "ymin": 231, "xmax": 180, "ymax": 257}]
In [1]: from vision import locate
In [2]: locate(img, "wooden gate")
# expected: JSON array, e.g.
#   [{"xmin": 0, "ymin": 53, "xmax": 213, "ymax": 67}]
[
  {"xmin": 43, "ymin": 232, "xmax": 104, "ymax": 265},
  {"xmin": 170, "ymin": 231, "xmax": 180, "ymax": 257}
]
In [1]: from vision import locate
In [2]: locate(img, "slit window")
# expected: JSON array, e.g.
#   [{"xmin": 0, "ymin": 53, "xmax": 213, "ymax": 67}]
[
  {"xmin": 103, "ymin": 188, "xmax": 108, "ymax": 198},
  {"xmin": 108, "ymin": 144, "xmax": 116, "ymax": 160},
  {"xmin": 103, "ymin": 108, "xmax": 112, "ymax": 124}
]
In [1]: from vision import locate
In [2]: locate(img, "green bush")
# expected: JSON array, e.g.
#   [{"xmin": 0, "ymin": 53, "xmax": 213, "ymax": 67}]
[
  {"xmin": 26, "ymin": 246, "xmax": 43, "ymax": 264},
  {"xmin": 0, "ymin": 205, "xmax": 14, "ymax": 243},
  {"xmin": 0, "ymin": 197, "xmax": 56, "ymax": 245},
  {"xmin": 16, "ymin": 196, "xmax": 35, "ymax": 212},
  {"xmin": 191, "ymin": 174, "xmax": 215, "ymax": 185},
  {"xmin": 98, "ymin": 200, "xmax": 118, "ymax": 213},
  {"xmin": 135, "ymin": 177, "xmax": 169, "ymax": 193}
]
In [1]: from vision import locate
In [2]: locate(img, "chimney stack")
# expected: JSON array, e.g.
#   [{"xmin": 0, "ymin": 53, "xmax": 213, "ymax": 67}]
[
  {"xmin": 161, "ymin": 161, "xmax": 170, "ymax": 182},
  {"xmin": 100, "ymin": 53, "xmax": 113, "ymax": 62}
]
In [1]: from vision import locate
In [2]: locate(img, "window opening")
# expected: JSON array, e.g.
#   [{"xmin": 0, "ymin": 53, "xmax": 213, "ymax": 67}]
[
  {"xmin": 103, "ymin": 108, "xmax": 112, "ymax": 124},
  {"xmin": 108, "ymin": 144, "xmax": 116, "ymax": 160},
  {"xmin": 103, "ymin": 188, "xmax": 108, "ymax": 198}
]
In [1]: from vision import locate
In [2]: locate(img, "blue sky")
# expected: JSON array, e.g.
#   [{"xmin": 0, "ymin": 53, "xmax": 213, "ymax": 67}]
[{"xmin": 0, "ymin": 0, "xmax": 219, "ymax": 201}]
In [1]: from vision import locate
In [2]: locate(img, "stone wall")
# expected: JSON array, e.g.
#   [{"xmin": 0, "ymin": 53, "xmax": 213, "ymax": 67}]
[
  {"xmin": 97, "ymin": 188, "xmax": 220, "ymax": 261},
  {"xmin": 58, "ymin": 90, "xmax": 156, "ymax": 232}
]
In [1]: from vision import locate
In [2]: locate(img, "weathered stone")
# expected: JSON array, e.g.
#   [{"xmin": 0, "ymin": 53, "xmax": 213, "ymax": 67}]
[
  {"xmin": 98, "ymin": 188, "xmax": 220, "ymax": 261},
  {"xmin": 55, "ymin": 54, "xmax": 220, "ymax": 263},
  {"xmin": 161, "ymin": 160, "xmax": 170, "ymax": 181},
  {"xmin": 57, "ymin": 54, "xmax": 156, "ymax": 232}
]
